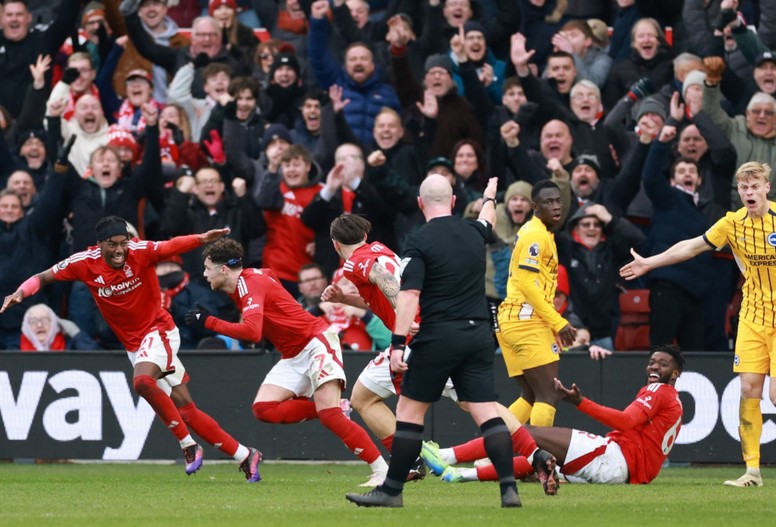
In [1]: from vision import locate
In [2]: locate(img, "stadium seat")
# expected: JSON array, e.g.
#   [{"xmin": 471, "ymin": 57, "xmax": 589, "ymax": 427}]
[{"xmin": 615, "ymin": 289, "xmax": 651, "ymax": 351}]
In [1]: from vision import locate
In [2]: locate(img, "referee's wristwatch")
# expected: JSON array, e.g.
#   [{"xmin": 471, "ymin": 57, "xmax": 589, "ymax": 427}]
[{"xmin": 482, "ymin": 197, "xmax": 497, "ymax": 207}]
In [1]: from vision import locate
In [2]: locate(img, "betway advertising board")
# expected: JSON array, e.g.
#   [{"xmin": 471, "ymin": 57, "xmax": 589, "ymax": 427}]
[{"xmin": 0, "ymin": 352, "xmax": 772, "ymax": 463}]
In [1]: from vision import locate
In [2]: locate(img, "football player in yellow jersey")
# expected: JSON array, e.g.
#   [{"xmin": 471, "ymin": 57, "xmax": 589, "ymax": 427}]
[
  {"xmin": 621, "ymin": 161, "xmax": 774, "ymax": 488},
  {"xmin": 497, "ymin": 180, "xmax": 578, "ymax": 428}
]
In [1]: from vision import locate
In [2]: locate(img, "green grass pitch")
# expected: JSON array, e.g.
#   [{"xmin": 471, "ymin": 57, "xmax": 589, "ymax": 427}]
[{"xmin": 1, "ymin": 463, "xmax": 775, "ymax": 527}]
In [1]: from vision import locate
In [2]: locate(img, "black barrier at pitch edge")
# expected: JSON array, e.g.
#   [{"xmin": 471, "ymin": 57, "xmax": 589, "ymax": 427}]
[{"xmin": 0, "ymin": 351, "xmax": 772, "ymax": 464}]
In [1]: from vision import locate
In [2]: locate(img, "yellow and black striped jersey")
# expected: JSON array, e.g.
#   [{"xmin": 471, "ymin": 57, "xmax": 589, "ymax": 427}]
[{"xmin": 704, "ymin": 203, "xmax": 776, "ymax": 328}]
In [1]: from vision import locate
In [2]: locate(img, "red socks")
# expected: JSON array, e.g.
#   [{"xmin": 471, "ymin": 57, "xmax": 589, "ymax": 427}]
[
  {"xmin": 511, "ymin": 427, "xmax": 538, "ymax": 457},
  {"xmin": 476, "ymin": 456, "xmax": 534, "ymax": 481},
  {"xmin": 252, "ymin": 400, "xmax": 318, "ymax": 423},
  {"xmin": 133, "ymin": 375, "xmax": 190, "ymax": 440},
  {"xmin": 178, "ymin": 403, "xmax": 238, "ymax": 456},
  {"xmin": 381, "ymin": 435, "xmax": 394, "ymax": 451},
  {"xmin": 453, "ymin": 437, "xmax": 487, "ymax": 463},
  {"xmin": 318, "ymin": 407, "xmax": 381, "ymax": 463}
]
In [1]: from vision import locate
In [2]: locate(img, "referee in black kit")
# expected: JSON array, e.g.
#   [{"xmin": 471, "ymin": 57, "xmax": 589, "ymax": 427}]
[{"xmin": 346, "ymin": 174, "xmax": 523, "ymax": 508}]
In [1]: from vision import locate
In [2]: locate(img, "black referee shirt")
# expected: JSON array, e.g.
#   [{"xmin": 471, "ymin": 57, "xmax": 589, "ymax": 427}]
[{"xmin": 400, "ymin": 216, "xmax": 493, "ymax": 325}]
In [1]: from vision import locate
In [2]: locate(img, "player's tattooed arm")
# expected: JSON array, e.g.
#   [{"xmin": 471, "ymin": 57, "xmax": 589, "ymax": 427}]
[{"xmin": 369, "ymin": 263, "xmax": 400, "ymax": 307}]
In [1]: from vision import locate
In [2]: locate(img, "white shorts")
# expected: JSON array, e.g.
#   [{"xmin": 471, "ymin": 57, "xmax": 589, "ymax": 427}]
[
  {"xmin": 126, "ymin": 326, "xmax": 186, "ymax": 393},
  {"xmin": 357, "ymin": 347, "xmax": 458, "ymax": 401},
  {"xmin": 560, "ymin": 430, "xmax": 629, "ymax": 484},
  {"xmin": 263, "ymin": 329, "xmax": 347, "ymax": 398}
]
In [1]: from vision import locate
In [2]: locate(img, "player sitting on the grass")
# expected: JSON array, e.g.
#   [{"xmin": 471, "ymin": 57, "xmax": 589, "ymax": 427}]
[{"xmin": 423, "ymin": 345, "xmax": 684, "ymax": 485}]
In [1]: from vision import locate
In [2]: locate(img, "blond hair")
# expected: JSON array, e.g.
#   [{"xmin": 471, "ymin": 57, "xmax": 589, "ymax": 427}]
[{"xmin": 735, "ymin": 161, "xmax": 772, "ymax": 184}]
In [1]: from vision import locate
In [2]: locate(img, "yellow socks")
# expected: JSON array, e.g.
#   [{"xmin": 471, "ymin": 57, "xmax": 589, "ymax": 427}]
[
  {"xmin": 508, "ymin": 397, "xmax": 533, "ymax": 424},
  {"xmin": 739, "ymin": 398, "xmax": 762, "ymax": 469},
  {"xmin": 529, "ymin": 402, "xmax": 557, "ymax": 427}
]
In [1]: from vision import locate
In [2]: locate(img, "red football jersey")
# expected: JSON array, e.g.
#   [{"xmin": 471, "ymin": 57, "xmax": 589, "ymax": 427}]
[
  {"xmin": 51, "ymin": 236, "xmax": 201, "ymax": 351},
  {"xmin": 262, "ymin": 182, "xmax": 323, "ymax": 282},
  {"xmin": 583, "ymin": 383, "xmax": 683, "ymax": 484},
  {"xmin": 342, "ymin": 242, "xmax": 403, "ymax": 330},
  {"xmin": 208, "ymin": 268, "xmax": 330, "ymax": 358}
]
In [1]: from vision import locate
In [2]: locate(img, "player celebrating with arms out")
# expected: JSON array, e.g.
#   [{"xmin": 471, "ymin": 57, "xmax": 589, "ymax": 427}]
[
  {"xmin": 621, "ymin": 161, "xmax": 774, "ymax": 488},
  {"xmin": 186, "ymin": 238, "xmax": 389, "ymax": 486},
  {"xmin": 1, "ymin": 217, "xmax": 262, "ymax": 481}
]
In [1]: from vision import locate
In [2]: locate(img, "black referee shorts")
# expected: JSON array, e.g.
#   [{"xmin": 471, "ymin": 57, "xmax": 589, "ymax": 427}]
[{"xmin": 401, "ymin": 320, "xmax": 498, "ymax": 403}]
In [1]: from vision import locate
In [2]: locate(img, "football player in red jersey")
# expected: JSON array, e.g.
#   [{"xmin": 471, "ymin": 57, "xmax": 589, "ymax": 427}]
[
  {"xmin": 188, "ymin": 237, "xmax": 390, "ymax": 487},
  {"xmin": 430, "ymin": 345, "xmax": 684, "ymax": 485},
  {"xmin": 0, "ymin": 216, "xmax": 263, "ymax": 481}
]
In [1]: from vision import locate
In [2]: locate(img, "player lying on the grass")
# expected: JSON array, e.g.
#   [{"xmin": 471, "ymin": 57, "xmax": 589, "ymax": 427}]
[
  {"xmin": 422, "ymin": 345, "xmax": 684, "ymax": 485},
  {"xmin": 1, "ymin": 217, "xmax": 262, "ymax": 481}
]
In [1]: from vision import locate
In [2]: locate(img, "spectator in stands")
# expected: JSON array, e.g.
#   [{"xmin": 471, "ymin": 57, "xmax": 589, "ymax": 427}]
[
  {"xmin": 252, "ymin": 38, "xmax": 283, "ymax": 89},
  {"xmin": 158, "ymin": 103, "xmax": 209, "ymax": 177},
  {"xmin": 451, "ymin": 138, "xmax": 487, "ymax": 200},
  {"xmin": 168, "ymin": 61, "xmax": 232, "ymax": 142},
  {"xmin": 209, "ymin": 0, "xmax": 259, "ymax": 64},
  {"xmin": 5, "ymin": 170, "xmax": 37, "ymax": 212},
  {"xmin": 1, "ymin": 128, "xmax": 49, "ymax": 191},
  {"xmin": 702, "ymin": 56, "xmax": 776, "ymax": 205},
  {"xmin": 112, "ymin": 69, "xmax": 162, "ymax": 135},
  {"xmin": 122, "ymin": 2, "xmax": 249, "ymax": 99},
  {"xmin": 0, "ymin": 146, "xmax": 70, "ymax": 349},
  {"xmin": 161, "ymin": 166, "xmax": 265, "ymax": 287},
  {"xmin": 641, "ymin": 125, "xmax": 722, "ymax": 351},
  {"xmin": 50, "ymin": 93, "xmax": 110, "ymax": 176},
  {"xmin": 47, "ymin": 52, "xmax": 100, "ymax": 122},
  {"xmin": 550, "ymin": 19, "xmax": 612, "ymax": 89},
  {"xmin": 603, "ymin": 17, "xmax": 674, "ymax": 111},
  {"xmin": 253, "ymin": 144, "xmax": 323, "ymax": 297},
  {"xmin": 557, "ymin": 202, "xmax": 646, "ymax": 350},
  {"xmin": 264, "ymin": 52, "xmax": 306, "ymax": 130},
  {"xmin": 20, "ymin": 303, "xmax": 98, "ymax": 351},
  {"xmin": 301, "ymin": 144, "xmax": 394, "ymax": 278},
  {"xmin": 307, "ymin": 0, "xmax": 400, "ymax": 146},
  {"xmin": 504, "ymin": 118, "xmax": 574, "ymax": 185},
  {"xmin": 0, "ymin": 0, "xmax": 81, "ymax": 118},
  {"xmin": 297, "ymin": 262, "xmax": 328, "ymax": 313},
  {"xmin": 202, "ymin": 75, "xmax": 266, "ymax": 162},
  {"xmin": 448, "ymin": 21, "xmax": 506, "ymax": 105},
  {"xmin": 108, "ymin": 0, "xmax": 191, "ymax": 103}
]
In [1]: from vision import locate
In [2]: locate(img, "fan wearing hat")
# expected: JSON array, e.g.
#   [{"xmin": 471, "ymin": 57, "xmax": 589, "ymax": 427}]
[
  {"xmin": 8, "ymin": 130, "xmax": 49, "ymax": 188},
  {"xmin": 308, "ymin": 0, "xmax": 400, "ymax": 146},
  {"xmin": 264, "ymin": 52, "xmax": 306, "ymax": 129},
  {"xmin": 448, "ymin": 21, "xmax": 506, "ymax": 104},
  {"xmin": 115, "ymin": 68, "xmax": 161, "ymax": 135},
  {"xmin": 753, "ymin": 51, "xmax": 776, "ymax": 96},
  {"xmin": 209, "ymin": 0, "xmax": 260, "ymax": 66},
  {"xmin": 556, "ymin": 200, "xmax": 645, "ymax": 350}
]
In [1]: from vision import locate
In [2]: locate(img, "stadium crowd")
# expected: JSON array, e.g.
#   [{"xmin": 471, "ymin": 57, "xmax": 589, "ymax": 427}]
[{"xmin": 1, "ymin": 0, "xmax": 773, "ymax": 354}]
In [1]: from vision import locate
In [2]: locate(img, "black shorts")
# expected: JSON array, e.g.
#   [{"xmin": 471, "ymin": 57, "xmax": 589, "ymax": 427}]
[{"xmin": 401, "ymin": 320, "xmax": 498, "ymax": 403}]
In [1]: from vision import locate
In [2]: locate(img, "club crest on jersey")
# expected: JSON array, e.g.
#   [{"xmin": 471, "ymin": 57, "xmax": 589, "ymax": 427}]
[
  {"xmin": 768, "ymin": 233, "xmax": 776, "ymax": 247},
  {"xmin": 528, "ymin": 243, "xmax": 540, "ymax": 257},
  {"xmin": 123, "ymin": 264, "xmax": 134, "ymax": 278}
]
